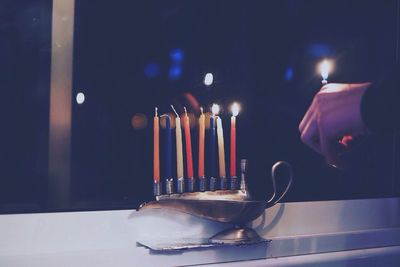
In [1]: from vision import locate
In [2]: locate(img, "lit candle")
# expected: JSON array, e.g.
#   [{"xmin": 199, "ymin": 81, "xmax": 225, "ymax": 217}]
[
  {"xmin": 153, "ymin": 108, "xmax": 160, "ymax": 183},
  {"xmin": 210, "ymin": 104, "xmax": 219, "ymax": 179},
  {"xmin": 319, "ymin": 59, "xmax": 332, "ymax": 85},
  {"xmin": 183, "ymin": 107, "xmax": 193, "ymax": 179},
  {"xmin": 171, "ymin": 105, "xmax": 184, "ymax": 179},
  {"xmin": 216, "ymin": 116, "xmax": 226, "ymax": 179},
  {"xmin": 198, "ymin": 107, "xmax": 205, "ymax": 178},
  {"xmin": 230, "ymin": 102, "xmax": 240, "ymax": 178},
  {"xmin": 163, "ymin": 114, "xmax": 172, "ymax": 180}
]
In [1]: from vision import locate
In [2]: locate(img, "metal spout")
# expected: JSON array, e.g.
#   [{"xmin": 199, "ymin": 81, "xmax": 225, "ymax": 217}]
[
  {"xmin": 240, "ymin": 159, "xmax": 248, "ymax": 191},
  {"xmin": 166, "ymin": 178, "xmax": 174, "ymax": 195}
]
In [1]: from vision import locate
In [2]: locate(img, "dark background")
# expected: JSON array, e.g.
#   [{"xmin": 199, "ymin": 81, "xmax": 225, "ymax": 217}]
[{"xmin": 0, "ymin": 0, "xmax": 399, "ymax": 213}]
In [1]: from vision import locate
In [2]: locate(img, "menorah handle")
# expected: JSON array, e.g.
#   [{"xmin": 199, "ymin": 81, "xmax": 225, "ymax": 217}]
[{"xmin": 267, "ymin": 161, "xmax": 294, "ymax": 204}]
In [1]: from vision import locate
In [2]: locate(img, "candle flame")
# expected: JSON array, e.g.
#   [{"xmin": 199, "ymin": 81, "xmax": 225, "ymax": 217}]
[
  {"xmin": 231, "ymin": 102, "xmax": 240, "ymax": 117},
  {"xmin": 319, "ymin": 59, "xmax": 332, "ymax": 80},
  {"xmin": 211, "ymin": 104, "xmax": 220, "ymax": 116}
]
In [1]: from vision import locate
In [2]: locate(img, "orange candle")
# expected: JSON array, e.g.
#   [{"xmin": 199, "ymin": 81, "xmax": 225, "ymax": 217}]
[
  {"xmin": 153, "ymin": 107, "xmax": 160, "ymax": 183},
  {"xmin": 198, "ymin": 107, "xmax": 205, "ymax": 178},
  {"xmin": 183, "ymin": 107, "xmax": 194, "ymax": 179},
  {"xmin": 230, "ymin": 103, "xmax": 240, "ymax": 177}
]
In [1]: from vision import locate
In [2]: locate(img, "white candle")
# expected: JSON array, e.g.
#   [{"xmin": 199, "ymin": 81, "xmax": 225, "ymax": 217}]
[
  {"xmin": 198, "ymin": 107, "xmax": 205, "ymax": 178},
  {"xmin": 216, "ymin": 116, "xmax": 226, "ymax": 178},
  {"xmin": 171, "ymin": 105, "xmax": 184, "ymax": 179}
]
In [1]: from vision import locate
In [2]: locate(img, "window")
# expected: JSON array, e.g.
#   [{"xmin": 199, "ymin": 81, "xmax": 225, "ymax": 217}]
[{"xmin": 1, "ymin": 0, "xmax": 399, "ymax": 213}]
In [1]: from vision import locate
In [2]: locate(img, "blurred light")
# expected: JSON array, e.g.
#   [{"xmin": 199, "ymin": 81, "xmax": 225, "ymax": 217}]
[
  {"xmin": 160, "ymin": 113, "xmax": 176, "ymax": 129},
  {"xmin": 284, "ymin": 67, "xmax": 294, "ymax": 81},
  {"xmin": 170, "ymin": 49, "xmax": 184, "ymax": 62},
  {"xmin": 319, "ymin": 59, "xmax": 333, "ymax": 81},
  {"xmin": 144, "ymin": 63, "xmax": 160, "ymax": 78},
  {"xmin": 168, "ymin": 64, "xmax": 182, "ymax": 80},
  {"xmin": 187, "ymin": 113, "xmax": 196, "ymax": 129},
  {"xmin": 211, "ymin": 104, "xmax": 220, "ymax": 116},
  {"xmin": 131, "ymin": 114, "xmax": 148, "ymax": 129},
  {"xmin": 204, "ymin": 112, "xmax": 211, "ymax": 129},
  {"xmin": 231, "ymin": 102, "xmax": 240, "ymax": 116},
  {"xmin": 76, "ymin": 92, "xmax": 85, "ymax": 104},
  {"xmin": 204, "ymin": 73, "xmax": 214, "ymax": 86},
  {"xmin": 307, "ymin": 43, "xmax": 334, "ymax": 58}
]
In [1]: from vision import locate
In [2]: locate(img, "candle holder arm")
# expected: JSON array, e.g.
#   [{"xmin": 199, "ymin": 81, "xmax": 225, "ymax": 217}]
[{"xmin": 266, "ymin": 161, "xmax": 293, "ymax": 205}]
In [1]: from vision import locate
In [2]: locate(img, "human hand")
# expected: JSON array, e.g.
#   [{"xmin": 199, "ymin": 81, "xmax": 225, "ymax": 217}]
[{"xmin": 299, "ymin": 83, "xmax": 371, "ymax": 167}]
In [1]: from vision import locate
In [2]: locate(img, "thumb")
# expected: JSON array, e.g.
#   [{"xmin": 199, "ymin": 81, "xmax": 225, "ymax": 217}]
[{"xmin": 319, "ymin": 129, "xmax": 346, "ymax": 168}]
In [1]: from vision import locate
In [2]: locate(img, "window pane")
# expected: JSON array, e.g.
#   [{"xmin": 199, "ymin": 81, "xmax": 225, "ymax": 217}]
[{"xmin": 0, "ymin": 0, "xmax": 51, "ymax": 213}]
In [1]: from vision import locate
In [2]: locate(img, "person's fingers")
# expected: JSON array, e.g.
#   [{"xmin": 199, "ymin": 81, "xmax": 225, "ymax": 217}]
[
  {"xmin": 299, "ymin": 98, "xmax": 317, "ymax": 133},
  {"xmin": 300, "ymin": 113, "xmax": 321, "ymax": 153},
  {"xmin": 318, "ymin": 125, "xmax": 346, "ymax": 168}
]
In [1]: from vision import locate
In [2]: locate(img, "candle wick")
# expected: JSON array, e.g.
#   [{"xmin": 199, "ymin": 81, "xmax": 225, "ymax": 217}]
[
  {"xmin": 170, "ymin": 105, "xmax": 179, "ymax": 117},
  {"xmin": 160, "ymin": 114, "xmax": 170, "ymax": 118},
  {"xmin": 200, "ymin": 107, "xmax": 204, "ymax": 115},
  {"xmin": 155, "ymin": 107, "xmax": 158, "ymax": 116},
  {"xmin": 184, "ymin": 107, "xmax": 188, "ymax": 116}
]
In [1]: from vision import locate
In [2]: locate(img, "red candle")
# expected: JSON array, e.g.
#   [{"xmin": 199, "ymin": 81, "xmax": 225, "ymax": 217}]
[
  {"xmin": 183, "ymin": 107, "xmax": 194, "ymax": 179},
  {"xmin": 230, "ymin": 103, "xmax": 240, "ymax": 178}
]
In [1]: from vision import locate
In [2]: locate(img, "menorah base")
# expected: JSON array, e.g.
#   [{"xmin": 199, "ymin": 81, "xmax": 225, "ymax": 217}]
[{"xmin": 209, "ymin": 226, "xmax": 266, "ymax": 245}]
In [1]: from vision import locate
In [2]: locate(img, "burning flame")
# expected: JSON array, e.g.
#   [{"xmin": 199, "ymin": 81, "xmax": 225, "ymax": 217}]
[
  {"xmin": 231, "ymin": 102, "xmax": 240, "ymax": 117},
  {"xmin": 319, "ymin": 59, "xmax": 332, "ymax": 80},
  {"xmin": 211, "ymin": 104, "xmax": 220, "ymax": 116}
]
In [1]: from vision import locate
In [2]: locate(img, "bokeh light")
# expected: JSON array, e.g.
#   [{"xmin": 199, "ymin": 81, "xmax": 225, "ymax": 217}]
[
  {"xmin": 131, "ymin": 113, "xmax": 148, "ymax": 129},
  {"xmin": 211, "ymin": 103, "xmax": 220, "ymax": 115},
  {"xmin": 284, "ymin": 67, "xmax": 293, "ymax": 81},
  {"xmin": 168, "ymin": 64, "xmax": 182, "ymax": 80},
  {"xmin": 307, "ymin": 43, "xmax": 334, "ymax": 58},
  {"xmin": 204, "ymin": 73, "xmax": 214, "ymax": 86},
  {"xmin": 76, "ymin": 92, "xmax": 85, "ymax": 104},
  {"xmin": 170, "ymin": 48, "xmax": 184, "ymax": 62},
  {"xmin": 205, "ymin": 112, "xmax": 211, "ymax": 129},
  {"xmin": 144, "ymin": 63, "xmax": 160, "ymax": 78},
  {"xmin": 160, "ymin": 113, "xmax": 176, "ymax": 129}
]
